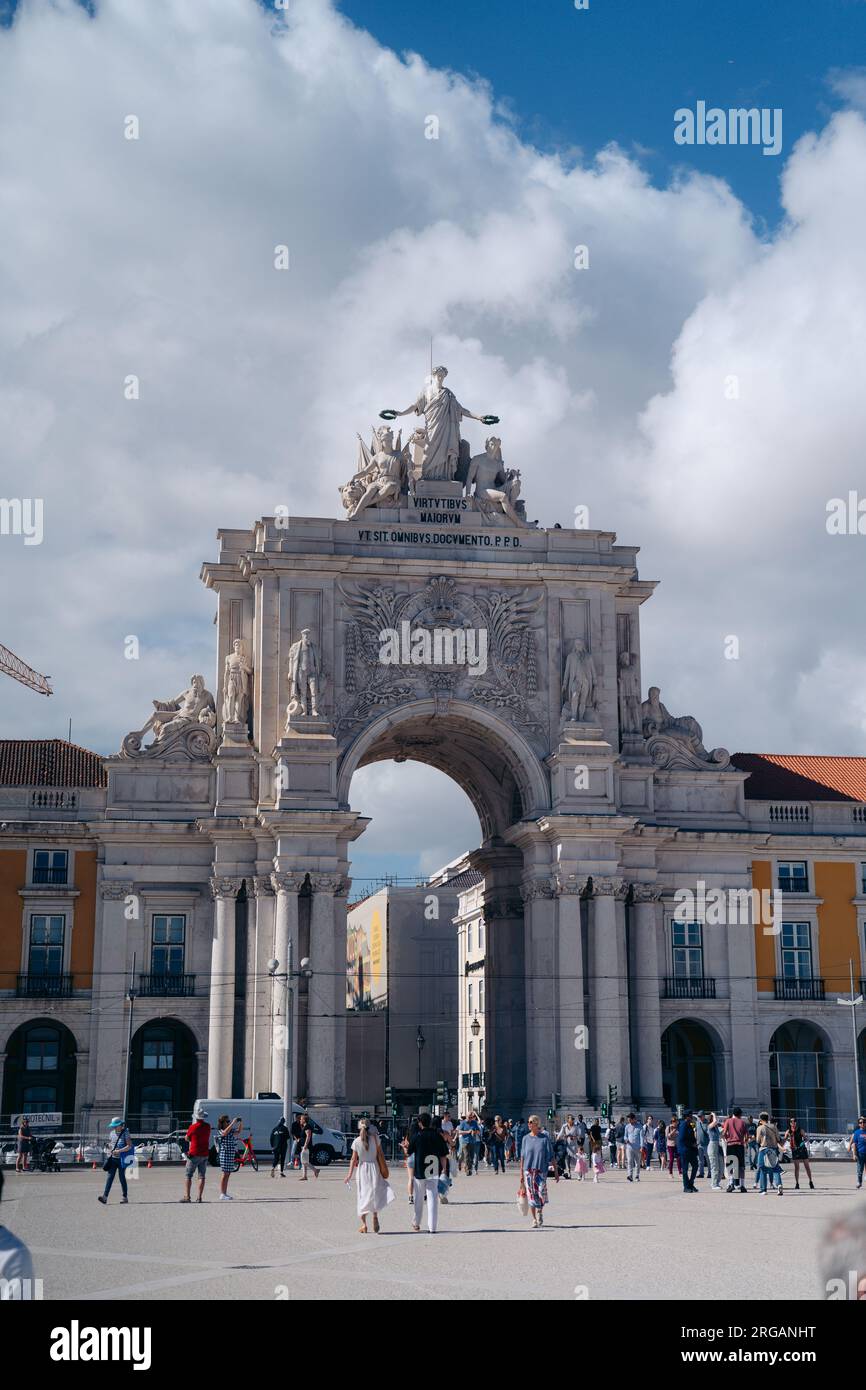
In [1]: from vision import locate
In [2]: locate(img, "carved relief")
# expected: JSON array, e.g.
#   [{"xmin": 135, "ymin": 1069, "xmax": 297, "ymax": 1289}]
[
  {"xmin": 640, "ymin": 686, "xmax": 731, "ymax": 771},
  {"xmin": 335, "ymin": 575, "xmax": 543, "ymax": 738}
]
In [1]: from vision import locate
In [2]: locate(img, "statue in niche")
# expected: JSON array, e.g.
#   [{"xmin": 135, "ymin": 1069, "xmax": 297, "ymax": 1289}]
[
  {"xmin": 561, "ymin": 638, "xmax": 598, "ymax": 723},
  {"xmin": 617, "ymin": 650, "xmax": 642, "ymax": 736},
  {"xmin": 382, "ymin": 365, "xmax": 498, "ymax": 481},
  {"xmin": 286, "ymin": 628, "xmax": 321, "ymax": 720},
  {"xmin": 222, "ymin": 638, "xmax": 253, "ymax": 726},
  {"xmin": 464, "ymin": 437, "xmax": 526, "ymax": 526}
]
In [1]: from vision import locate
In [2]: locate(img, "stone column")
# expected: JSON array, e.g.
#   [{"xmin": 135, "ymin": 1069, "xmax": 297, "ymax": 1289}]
[
  {"xmin": 249, "ymin": 876, "xmax": 276, "ymax": 1097},
  {"xmin": 631, "ymin": 884, "xmax": 666, "ymax": 1108},
  {"xmin": 305, "ymin": 873, "xmax": 350, "ymax": 1112},
  {"xmin": 208, "ymin": 876, "xmax": 241, "ymax": 1096},
  {"xmin": 482, "ymin": 894, "xmax": 526, "ymax": 1116},
  {"xmin": 92, "ymin": 879, "xmax": 134, "ymax": 1120},
  {"xmin": 555, "ymin": 874, "xmax": 589, "ymax": 1106},
  {"xmin": 521, "ymin": 876, "xmax": 558, "ymax": 1113},
  {"xmin": 269, "ymin": 872, "xmax": 299, "ymax": 1098},
  {"xmin": 590, "ymin": 877, "xmax": 630, "ymax": 1106}
]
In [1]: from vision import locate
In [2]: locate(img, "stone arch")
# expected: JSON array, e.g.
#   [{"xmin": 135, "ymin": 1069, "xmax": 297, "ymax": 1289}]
[
  {"xmin": 337, "ymin": 698, "xmax": 550, "ymax": 842},
  {"xmin": 661, "ymin": 1017, "xmax": 726, "ymax": 1112},
  {"xmin": 128, "ymin": 1016, "xmax": 199, "ymax": 1130},
  {"xmin": 768, "ymin": 1018, "xmax": 833, "ymax": 1128},
  {"xmin": 1, "ymin": 1017, "xmax": 79, "ymax": 1128}
]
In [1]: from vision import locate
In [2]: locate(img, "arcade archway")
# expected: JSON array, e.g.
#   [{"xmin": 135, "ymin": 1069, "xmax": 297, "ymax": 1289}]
[
  {"xmin": 769, "ymin": 1021, "xmax": 831, "ymax": 1129},
  {"xmin": 661, "ymin": 1019, "xmax": 722, "ymax": 1113},
  {"xmin": 2, "ymin": 1018, "xmax": 78, "ymax": 1128},
  {"xmin": 128, "ymin": 1017, "xmax": 199, "ymax": 1131}
]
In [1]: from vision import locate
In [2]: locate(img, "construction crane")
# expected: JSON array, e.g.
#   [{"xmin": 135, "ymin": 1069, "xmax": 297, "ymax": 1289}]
[{"xmin": 0, "ymin": 642, "xmax": 52, "ymax": 695}]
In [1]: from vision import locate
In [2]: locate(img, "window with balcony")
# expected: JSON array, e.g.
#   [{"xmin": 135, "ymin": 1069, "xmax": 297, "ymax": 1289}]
[
  {"xmin": 778, "ymin": 861, "xmax": 809, "ymax": 893},
  {"xmin": 152, "ymin": 914, "xmax": 185, "ymax": 976},
  {"xmin": 32, "ymin": 849, "xmax": 68, "ymax": 886},
  {"xmin": 672, "ymin": 921, "xmax": 703, "ymax": 978},
  {"xmin": 781, "ymin": 921, "xmax": 812, "ymax": 978},
  {"xmin": 28, "ymin": 914, "xmax": 64, "ymax": 976}
]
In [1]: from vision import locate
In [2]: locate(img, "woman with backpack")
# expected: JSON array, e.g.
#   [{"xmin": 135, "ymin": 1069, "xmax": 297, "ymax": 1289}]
[
  {"xmin": 782, "ymin": 1116, "xmax": 814, "ymax": 1190},
  {"xmin": 756, "ymin": 1112, "xmax": 784, "ymax": 1196},
  {"xmin": 98, "ymin": 1116, "xmax": 134, "ymax": 1205},
  {"xmin": 270, "ymin": 1116, "xmax": 289, "ymax": 1178}
]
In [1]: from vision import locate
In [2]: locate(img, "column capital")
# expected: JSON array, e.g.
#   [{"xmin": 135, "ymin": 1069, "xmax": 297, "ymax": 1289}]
[
  {"xmin": 210, "ymin": 875, "xmax": 242, "ymax": 900},
  {"xmin": 554, "ymin": 872, "xmax": 589, "ymax": 897},
  {"xmin": 591, "ymin": 875, "xmax": 626, "ymax": 899},
  {"xmin": 482, "ymin": 895, "xmax": 524, "ymax": 922},
  {"xmin": 270, "ymin": 871, "xmax": 299, "ymax": 895},
  {"xmin": 99, "ymin": 879, "xmax": 134, "ymax": 900},
  {"xmin": 309, "ymin": 872, "xmax": 351, "ymax": 896},
  {"xmin": 631, "ymin": 882, "xmax": 664, "ymax": 903},
  {"xmin": 252, "ymin": 875, "xmax": 275, "ymax": 898},
  {"xmin": 520, "ymin": 877, "xmax": 557, "ymax": 903}
]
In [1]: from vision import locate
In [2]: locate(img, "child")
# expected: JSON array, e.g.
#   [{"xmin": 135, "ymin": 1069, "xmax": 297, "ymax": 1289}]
[
  {"xmin": 590, "ymin": 1134, "xmax": 605, "ymax": 1183},
  {"xmin": 575, "ymin": 1138, "xmax": 589, "ymax": 1181}
]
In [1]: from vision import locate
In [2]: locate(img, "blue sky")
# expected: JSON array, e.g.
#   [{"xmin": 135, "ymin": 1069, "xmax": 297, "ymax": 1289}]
[{"xmin": 338, "ymin": 0, "xmax": 866, "ymax": 226}]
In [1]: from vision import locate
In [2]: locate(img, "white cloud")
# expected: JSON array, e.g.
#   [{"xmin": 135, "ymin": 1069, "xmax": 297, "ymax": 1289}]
[{"xmin": 1, "ymin": 0, "xmax": 865, "ymax": 868}]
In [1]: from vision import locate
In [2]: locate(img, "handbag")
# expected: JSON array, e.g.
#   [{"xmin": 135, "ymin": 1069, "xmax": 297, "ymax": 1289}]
[
  {"xmin": 375, "ymin": 1142, "xmax": 389, "ymax": 1180},
  {"xmin": 120, "ymin": 1145, "xmax": 136, "ymax": 1169},
  {"xmin": 517, "ymin": 1186, "xmax": 529, "ymax": 1217},
  {"xmin": 103, "ymin": 1131, "xmax": 123, "ymax": 1170}
]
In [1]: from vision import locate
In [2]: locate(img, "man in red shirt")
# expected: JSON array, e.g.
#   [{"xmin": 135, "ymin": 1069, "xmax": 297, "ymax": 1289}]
[
  {"xmin": 721, "ymin": 1107, "xmax": 748, "ymax": 1193},
  {"xmin": 181, "ymin": 1107, "xmax": 212, "ymax": 1203}
]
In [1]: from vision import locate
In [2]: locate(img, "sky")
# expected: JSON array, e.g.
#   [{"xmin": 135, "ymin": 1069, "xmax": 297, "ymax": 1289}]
[{"xmin": 2, "ymin": 0, "xmax": 866, "ymax": 882}]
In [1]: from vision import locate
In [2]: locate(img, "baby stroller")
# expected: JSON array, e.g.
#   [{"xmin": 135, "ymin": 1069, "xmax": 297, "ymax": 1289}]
[
  {"xmin": 552, "ymin": 1137, "xmax": 570, "ymax": 1179},
  {"xmin": 30, "ymin": 1135, "xmax": 61, "ymax": 1172}
]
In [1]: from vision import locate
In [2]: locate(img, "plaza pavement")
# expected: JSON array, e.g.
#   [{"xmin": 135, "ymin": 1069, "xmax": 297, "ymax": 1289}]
[{"xmin": 6, "ymin": 1159, "xmax": 862, "ymax": 1301}]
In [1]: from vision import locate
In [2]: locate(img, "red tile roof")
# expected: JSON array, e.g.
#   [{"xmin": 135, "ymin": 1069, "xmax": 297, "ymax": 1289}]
[
  {"xmin": 0, "ymin": 739, "xmax": 107, "ymax": 788},
  {"xmin": 732, "ymin": 753, "xmax": 866, "ymax": 802}
]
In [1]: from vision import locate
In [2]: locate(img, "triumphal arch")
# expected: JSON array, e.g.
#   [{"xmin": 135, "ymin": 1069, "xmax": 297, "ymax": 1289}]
[{"xmin": 104, "ymin": 366, "xmax": 742, "ymax": 1121}]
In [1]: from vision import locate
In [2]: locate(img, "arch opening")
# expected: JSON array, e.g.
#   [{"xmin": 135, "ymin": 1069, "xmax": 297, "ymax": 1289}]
[
  {"xmin": 661, "ymin": 1019, "xmax": 722, "ymax": 1114},
  {"xmin": 1, "ymin": 1018, "xmax": 78, "ymax": 1129},
  {"xmin": 769, "ymin": 1021, "xmax": 831, "ymax": 1129}
]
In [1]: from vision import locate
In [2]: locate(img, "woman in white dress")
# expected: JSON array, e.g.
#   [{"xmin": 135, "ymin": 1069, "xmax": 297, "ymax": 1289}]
[{"xmin": 345, "ymin": 1118, "xmax": 394, "ymax": 1234}]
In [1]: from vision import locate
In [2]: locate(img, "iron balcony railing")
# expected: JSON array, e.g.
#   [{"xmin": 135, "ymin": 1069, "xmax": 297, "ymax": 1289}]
[
  {"xmin": 663, "ymin": 975, "xmax": 716, "ymax": 999},
  {"xmin": 16, "ymin": 973, "xmax": 73, "ymax": 998},
  {"xmin": 31, "ymin": 866, "xmax": 68, "ymax": 885},
  {"xmin": 774, "ymin": 976, "xmax": 825, "ymax": 1001},
  {"xmin": 137, "ymin": 973, "xmax": 196, "ymax": 997}
]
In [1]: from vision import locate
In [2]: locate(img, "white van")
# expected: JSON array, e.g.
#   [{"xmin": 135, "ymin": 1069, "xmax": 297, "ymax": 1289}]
[{"xmin": 190, "ymin": 1098, "xmax": 346, "ymax": 1165}]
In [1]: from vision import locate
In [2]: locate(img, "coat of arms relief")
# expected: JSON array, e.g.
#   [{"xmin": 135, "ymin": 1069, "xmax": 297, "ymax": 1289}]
[{"xmin": 334, "ymin": 575, "xmax": 544, "ymax": 741}]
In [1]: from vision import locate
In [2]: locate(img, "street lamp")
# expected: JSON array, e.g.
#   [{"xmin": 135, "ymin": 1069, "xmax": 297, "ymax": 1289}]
[
  {"xmin": 268, "ymin": 951, "xmax": 312, "ymax": 1131},
  {"xmin": 836, "ymin": 959, "xmax": 864, "ymax": 1119},
  {"xmin": 416, "ymin": 1025, "xmax": 425, "ymax": 1089},
  {"xmin": 470, "ymin": 1013, "xmax": 481, "ymax": 1038}
]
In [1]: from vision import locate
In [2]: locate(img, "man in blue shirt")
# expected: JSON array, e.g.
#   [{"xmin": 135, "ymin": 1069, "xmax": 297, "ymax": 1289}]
[
  {"xmin": 848, "ymin": 1115, "xmax": 866, "ymax": 1189},
  {"xmin": 458, "ymin": 1112, "xmax": 480, "ymax": 1175},
  {"xmin": 677, "ymin": 1110, "xmax": 699, "ymax": 1193}
]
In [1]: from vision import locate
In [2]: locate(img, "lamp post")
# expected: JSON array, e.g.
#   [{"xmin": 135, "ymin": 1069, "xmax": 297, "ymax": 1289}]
[
  {"xmin": 416, "ymin": 1025, "xmax": 425, "ymax": 1090},
  {"xmin": 836, "ymin": 959, "xmax": 864, "ymax": 1120},
  {"xmin": 122, "ymin": 950, "xmax": 137, "ymax": 1124},
  {"xmin": 268, "ymin": 950, "xmax": 312, "ymax": 1133}
]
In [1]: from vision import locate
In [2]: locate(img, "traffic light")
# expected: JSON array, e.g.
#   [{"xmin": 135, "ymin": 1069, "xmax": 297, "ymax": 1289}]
[
  {"xmin": 600, "ymin": 1100, "xmax": 608, "ymax": 1119},
  {"xmin": 384, "ymin": 1086, "xmax": 392, "ymax": 1107},
  {"xmin": 607, "ymin": 1084, "xmax": 618, "ymax": 1114},
  {"xmin": 435, "ymin": 1079, "xmax": 446, "ymax": 1104},
  {"xmin": 547, "ymin": 1108, "xmax": 554, "ymax": 1122}
]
